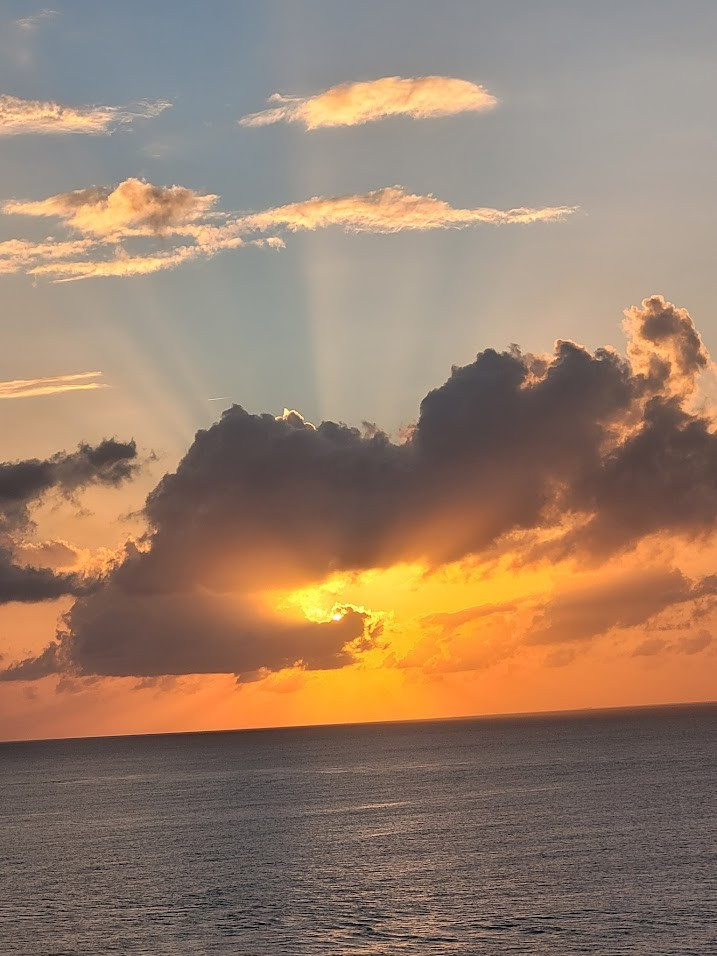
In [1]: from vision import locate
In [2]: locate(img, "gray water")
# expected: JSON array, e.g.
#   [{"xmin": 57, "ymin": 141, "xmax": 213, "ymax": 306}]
[{"xmin": 1, "ymin": 704, "xmax": 715, "ymax": 955}]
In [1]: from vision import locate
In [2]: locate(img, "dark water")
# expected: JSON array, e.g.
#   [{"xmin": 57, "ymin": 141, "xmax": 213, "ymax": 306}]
[{"xmin": 1, "ymin": 705, "xmax": 715, "ymax": 955}]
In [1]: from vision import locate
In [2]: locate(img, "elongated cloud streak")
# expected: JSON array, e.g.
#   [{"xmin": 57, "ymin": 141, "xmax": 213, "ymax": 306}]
[
  {"xmin": 0, "ymin": 371, "xmax": 106, "ymax": 400},
  {"xmin": 240, "ymin": 186, "xmax": 576, "ymax": 234},
  {"xmin": 0, "ymin": 94, "xmax": 170, "ymax": 136},
  {"xmin": 240, "ymin": 76, "xmax": 497, "ymax": 129},
  {"xmin": 1, "ymin": 179, "xmax": 574, "ymax": 280}
]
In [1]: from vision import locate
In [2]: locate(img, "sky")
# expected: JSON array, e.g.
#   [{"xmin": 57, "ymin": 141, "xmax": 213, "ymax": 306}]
[{"xmin": 1, "ymin": 0, "xmax": 717, "ymax": 741}]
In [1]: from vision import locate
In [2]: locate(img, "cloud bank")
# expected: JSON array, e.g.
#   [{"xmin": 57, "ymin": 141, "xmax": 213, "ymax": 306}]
[
  {"xmin": 4, "ymin": 296, "xmax": 717, "ymax": 683},
  {"xmin": 240, "ymin": 76, "xmax": 497, "ymax": 129},
  {"xmin": 1, "ymin": 179, "xmax": 574, "ymax": 281},
  {"xmin": 0, "ymin": 94, "xmax": 169, "ymax": 136}
]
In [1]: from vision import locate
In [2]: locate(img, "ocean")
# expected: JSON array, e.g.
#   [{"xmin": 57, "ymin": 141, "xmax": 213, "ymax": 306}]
[{"xmin": 1, "ymin": 704, "xmax": 715, "ymax": 955}]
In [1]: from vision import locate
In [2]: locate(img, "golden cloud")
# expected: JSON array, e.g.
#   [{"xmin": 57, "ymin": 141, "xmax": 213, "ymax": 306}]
[
  {"xmin": 1, "ymin": 179, "xmax": 574, "ymax": 281},
  {"xmin": 240, "ymin": 75, "xmax": 497, "ymax": 129},
  {"xmin": 0, "ymin": 94, "xmax": 169, "ymax": 136},
  {"xmin": 0, "ymin": 371, "xmax": 106, "ymax": 400},
  {"xmin": 239, "ymin": 186, "xmax": 577, "ymax": 233}
]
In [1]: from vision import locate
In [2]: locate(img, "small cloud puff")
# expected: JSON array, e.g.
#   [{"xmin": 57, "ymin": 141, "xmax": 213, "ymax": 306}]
[{"xmin": 240, "ymin": 75, "xmax": 497, "ymax": 129}]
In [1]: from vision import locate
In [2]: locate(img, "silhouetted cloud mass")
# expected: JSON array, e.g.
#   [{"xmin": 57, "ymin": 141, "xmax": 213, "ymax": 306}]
[
  {"xmin": 0, "ymin": 438, "xmax": 138, "ymax": 605},
  {"xmin": 4, "ymin": 296, "xmax": 717, "ymax": 682}
]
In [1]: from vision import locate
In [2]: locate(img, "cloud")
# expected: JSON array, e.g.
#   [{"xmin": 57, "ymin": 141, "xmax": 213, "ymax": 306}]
[
  {"xmin": 4, "ymin": 178, "xmax": 217, "ymax": 238},
  {"xmin": 0, "ymin": 238, "xmax": 97, "ymax": 274},
  {"xmin": 0, "ymin": 94, "xmax": 169, "ymax": 136},
  {"xmin": 633, "ymin": 627, "xmax": 714, "ymax": 658},
  {"xmin": 1, "ymin": 179, "xmax": 574, "ymax": 281},
  {"xmin": 13, "ymin": 539, "xmax": 83, "ymax": 570},
  {"xmin": 240, "ymin": 75, "xmax": 497, "ymax": 129},
  {"xmin": 0, "ymin": 438, "xmax": 138, "ymax": 605},
  {"xmin": 15, "ymin": 9, "xmax": 57, "ymax": 30},
  {"xmin": 525, "ymin": 569, "xmax": 717, "ymax": 645},
  {"xmin": 623, "ymin": 295, "xmax": 710, "ymax": 399},
  {"xmin": 678, "ymin": 630, "xmax": 712, "ymax": 654},
  {"xmin": 5, "ymin": 296, "xmax": 717, "ymax": 683},
  {"xmin": 238, "ymin": 186, "xmax": 576, "ymax": 234},
  {"xmin": 0, "ymin": 371, "xmax": 106, "ymax": 400},
  {"xmin": 632, "ymin": 636, "xmax": 669, "ymax": 657},
  {"xmin": 0, "ymin": 593, "xmax": 369, "ymax": 681}
]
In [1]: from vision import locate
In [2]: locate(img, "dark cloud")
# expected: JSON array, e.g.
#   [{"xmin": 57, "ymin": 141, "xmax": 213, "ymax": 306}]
[
  {"xmin": 0, "ymin": 438, "xmax": 137, "ymax": 531},
  {"xmin": 5, "ymin": 295, "xmax": 717, "ymax": 682},
  {"xmin": 0, "ymin": 438, "xmax": 138, "ymax": 604},
  {"xmin": 552, "ymin": 397, "xmax": 717, "ymax": 559},
  {"xmin": 112, "ymin": 338, "xmax": 639, "ymax": 599},
  {"xmin": 0, "ymin": 547, "xmax": 90, "ymax": 603},
  {"xmin": 525, "ymin": 570, "xmax": 717, "ymax": 646},
  {"xmin": 678, "ymin": 630, "xmax": 712, "ymax": 655},
  {"xmin": 0, "ymin": 594, "xmax": 368, "ymax": 682},
  {"xmin": 632, "ymin": 636, "xmax": 668, "ymax": 657}
]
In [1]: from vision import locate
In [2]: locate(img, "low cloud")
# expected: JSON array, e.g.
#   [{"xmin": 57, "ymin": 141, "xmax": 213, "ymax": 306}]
[
  {"xmin": 4, "ymin": 296, "xmax": 717, "ymax": 683},
  {"xmin": 0, "ymin": 371, "xmax": 106, "ymax": 400},
  {"xmin": 0, "ymin": 94, "xmax": 169, "ymax": 136},
  {"xmin": 525, "ymin": 569, "xmax": 717, "ymax": 645},
  {"xmin": 6, "ymin": 594, "xmax": 369, "ymax": 680},
  {"xmin": 2, "ymin": 179, "xmax": 574, "ymax": 281},
  {"xmin": 240, "ymin": 75, "xmax": 497, "ymax": 129}
]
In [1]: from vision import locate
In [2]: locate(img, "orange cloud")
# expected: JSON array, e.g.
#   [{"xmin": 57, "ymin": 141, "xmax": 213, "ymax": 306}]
[
  {"xmin": 239, "ymin": 185, "xmax": 576, "ymax": 234},
  {"xmin": 0, "ymin": 371, "xmax": 106, "ymax": 400},
  {"xmin": 4, "ymin": 178, "xmax": 217, "ymax": 238},
  {"xmin": 240, "ymin": 75, "xmax": 497, "ymax": 129},
  {"xmin": 0, "ymin": 94, "xmax": 169, "ymax": 136},
  {"xmin": 1, "ymin": 179, "xmax": 573, "ymax": 281}
]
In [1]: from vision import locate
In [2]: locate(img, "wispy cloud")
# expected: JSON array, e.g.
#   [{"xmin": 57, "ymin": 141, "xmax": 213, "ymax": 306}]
[
  {"xmin": 15, "ymin": 8, "xmax": 57, "ymax": 30},
  {"xmin": 239, "ymin": 186, "xmax": 576, "ymax": 234},
  {"xmin": 240, "ymin": 75, "xmax": 497, "ymax": 129},
  {"xmin": 0, "ymin": 94, "xmax": 170, "ymax": 136},
  {"xmin": 1, "ymin": 179, "xmax": 574, "ymax": 281},
  {"xmin": 0, "ymin": 371, "xmax": 107, "ymax": 400}
]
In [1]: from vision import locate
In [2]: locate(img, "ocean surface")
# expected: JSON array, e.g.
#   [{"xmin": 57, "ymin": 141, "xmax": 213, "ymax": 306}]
[{"xmin": 1, "ymin": 705, "xmax": 715, "ymax": 955}]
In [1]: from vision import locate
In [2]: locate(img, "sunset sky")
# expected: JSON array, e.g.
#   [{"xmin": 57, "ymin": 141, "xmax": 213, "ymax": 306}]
[{"xmin": 2, "ymin": 1, "xmax": 717, "ymax": 741}]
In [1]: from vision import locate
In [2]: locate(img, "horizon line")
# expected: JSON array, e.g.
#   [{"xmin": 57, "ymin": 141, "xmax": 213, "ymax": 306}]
[{"xmin": 2, "ymin": 697, "xmax": 715, "ymax": 747}]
